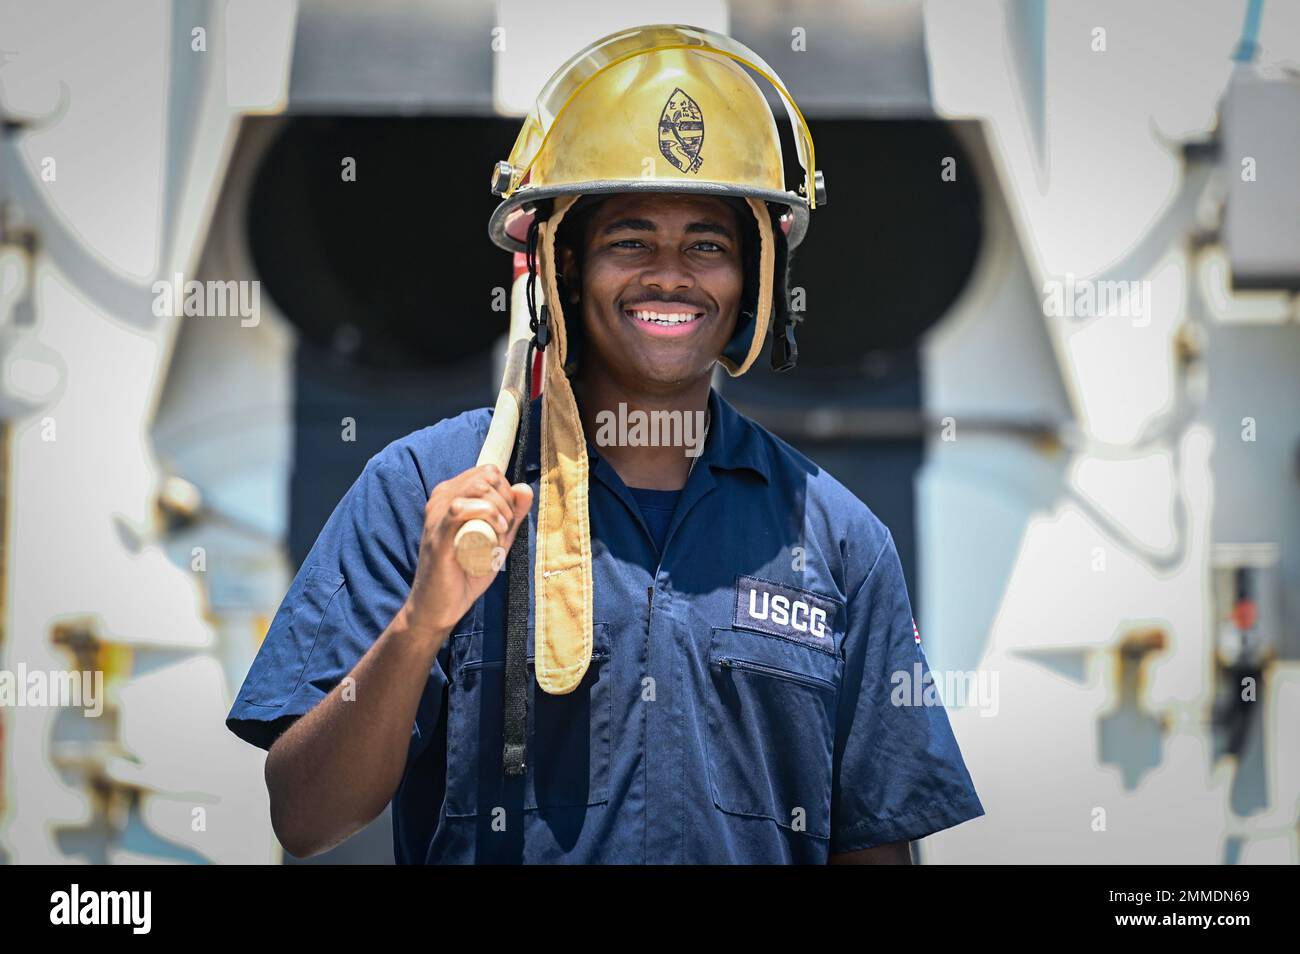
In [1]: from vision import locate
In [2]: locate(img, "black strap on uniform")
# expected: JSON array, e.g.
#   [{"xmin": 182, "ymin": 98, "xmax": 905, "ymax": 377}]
[
  {"xmin": 501, "ymin": 338, "xmax": 534, "ymax": 776},
  {"xmin": 502, "ymin": 216, "xmax": 548, "ymax": 777}
]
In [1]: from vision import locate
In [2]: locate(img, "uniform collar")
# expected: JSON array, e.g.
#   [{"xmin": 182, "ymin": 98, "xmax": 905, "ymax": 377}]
[
  {"xmin": 696, "ymin": 387, "xmax": 771, "ymax": 483},
  {"xmin": 519, "ymin": 385, "xmax": 770, "ymax": 484}
]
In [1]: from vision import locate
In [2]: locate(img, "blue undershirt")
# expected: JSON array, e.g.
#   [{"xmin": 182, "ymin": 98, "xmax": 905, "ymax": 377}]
[{"xmin": 627, "ymin": 487, "xmax": 682, "ymax": 554}]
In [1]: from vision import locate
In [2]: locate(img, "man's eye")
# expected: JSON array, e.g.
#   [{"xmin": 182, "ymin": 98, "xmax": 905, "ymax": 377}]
[
  {"xmin": 611, "ymin": 239, "xmax": 645, "ymax": 249},
  {"xmin": 692, "ymin": 241, "xmax": 724, "ymax": 252}
]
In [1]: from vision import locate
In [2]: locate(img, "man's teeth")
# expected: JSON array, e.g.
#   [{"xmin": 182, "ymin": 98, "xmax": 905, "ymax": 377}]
[{"xmin": 629, "ymin": 309, "xmax": 700, "ymax": 325}]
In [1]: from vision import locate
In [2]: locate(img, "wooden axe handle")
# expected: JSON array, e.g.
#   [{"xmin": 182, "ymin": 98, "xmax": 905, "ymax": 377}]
[{"xmin": 453, "ymin": 261, "xmax": 536, "ymax": 576}]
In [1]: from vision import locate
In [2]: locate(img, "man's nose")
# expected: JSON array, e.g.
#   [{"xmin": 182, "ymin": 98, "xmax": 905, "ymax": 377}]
[{"xmin": 639, "ymin": 247, "xmax": 696, "ymax": 292}]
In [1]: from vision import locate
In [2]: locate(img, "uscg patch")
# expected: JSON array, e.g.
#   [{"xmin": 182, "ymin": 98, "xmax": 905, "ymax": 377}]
[{"xmin": 733, "ymin": 576, "xmax": 841, "ymax": 652}]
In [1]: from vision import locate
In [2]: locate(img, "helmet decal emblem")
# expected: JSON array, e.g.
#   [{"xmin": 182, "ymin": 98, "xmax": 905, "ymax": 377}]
[{"xmin": 658, "ymin": 88, "xmax": 705, "ymax": 174}]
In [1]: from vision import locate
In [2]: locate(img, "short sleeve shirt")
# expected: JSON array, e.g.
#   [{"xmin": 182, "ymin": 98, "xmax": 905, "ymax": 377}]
[{"xmin": 226, "ymin": 389, "xmax": 985, "ymax": 862}]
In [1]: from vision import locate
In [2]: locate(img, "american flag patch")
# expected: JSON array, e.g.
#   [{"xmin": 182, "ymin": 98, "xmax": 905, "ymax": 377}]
[{"xmin": 913, "ymin": 618, "xmax": 921, "ymax": 645}]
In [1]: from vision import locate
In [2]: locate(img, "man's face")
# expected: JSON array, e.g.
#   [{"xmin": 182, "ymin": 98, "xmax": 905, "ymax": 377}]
[{"xmin": 560, "ymin": 193, "xmax": 745, "ymax": 393}]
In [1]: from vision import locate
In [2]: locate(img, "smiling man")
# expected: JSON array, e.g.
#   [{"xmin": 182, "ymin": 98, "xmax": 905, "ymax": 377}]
[
  {"xmin": 225, "ymin": 24, "xmax": 984, "ymax": 864},
  {"xmin": 566, "ymin": 193, "xmax": 745, "ymax": 489}
]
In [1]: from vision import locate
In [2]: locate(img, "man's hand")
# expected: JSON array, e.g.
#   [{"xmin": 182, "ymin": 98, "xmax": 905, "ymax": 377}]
[
  {"xmin": 264, "ymin": 463, "xmax": 530, "ymax": 857},
  {"xmin": 401, "ymin": 463, "xmax": 533, "ymax": 644}
]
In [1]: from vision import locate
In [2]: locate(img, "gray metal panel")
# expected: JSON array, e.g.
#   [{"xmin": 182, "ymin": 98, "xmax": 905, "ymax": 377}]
[
  {"xmin": 286, "ymin": 0, "xmax": 933, "ymax": 118},
  {"xmin": 731, "ymin": 0, "xmax": 933, "ymax": 117},
  {"xmin": 1222, "ymin": 67, "xmax": 1300, "ymax": 290},
  {"xmin": 1205, "ymin": 320, "xmax": 1300, "ymax": 659},
  {"xmin": 287, "ymin": 0, "xmax": 495, "ymax": 114}
]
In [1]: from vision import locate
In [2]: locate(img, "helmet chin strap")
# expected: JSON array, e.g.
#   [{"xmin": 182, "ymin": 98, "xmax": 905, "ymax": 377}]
[
  {"xmin": 771, "ymin": 315, "xmax": 799, "ymax": 371},
  {"xmin": 716, "ymin": 196, "xmax": 777, "ymax": 376},
  {"xmin": 768, "ymin": 211, "xmax": 798, "ymax": 371}
]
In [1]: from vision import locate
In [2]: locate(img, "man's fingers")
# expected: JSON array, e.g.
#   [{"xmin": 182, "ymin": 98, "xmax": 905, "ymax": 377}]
[
  {"xmin": 499, "ymin": 484, "xmax": 534, "ymax": 552},
  {"xmin": 458, "ymin": 465, "xmax": 520, "ymax": 526},
  {"xmin": 432, "ymin": 472, "xmax": 531, "ymax": 571},
  {"xmin": 446, "ymin": 496, "xmax": 512, "ymax": 535},
  {"xmin": 469, "ymin": 478, "xmax": 515, "ymax": 528},
  {"xmin": 483, "ymin": 463, "xmax": 515, "ymax": 491},
  {"xmin": 476, "ymin": 464, "xmax": 516, "ymax": 508},
  {"xmin": 509, "ymin": 483, "xmax": 533, "ymax": 527}
]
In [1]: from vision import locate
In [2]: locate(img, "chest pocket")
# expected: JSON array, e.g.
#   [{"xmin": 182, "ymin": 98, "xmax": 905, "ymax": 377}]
[
  {"xmin": 445, "ymin": 622, "xmax": 612, "ymax": 817},
  {"xmin": 705, "ymin": 625, "xmax": 841, "ymax": 839}
]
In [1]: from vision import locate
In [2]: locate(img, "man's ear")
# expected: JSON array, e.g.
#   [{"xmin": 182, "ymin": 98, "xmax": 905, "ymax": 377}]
[{"xmin": 558, "ymin": 245, "xmax": 581, "ymax": 303}]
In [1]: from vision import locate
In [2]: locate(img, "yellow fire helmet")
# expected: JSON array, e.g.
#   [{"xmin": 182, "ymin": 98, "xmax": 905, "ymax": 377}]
[
  {"xmin": 486, "ymin": 24, "xmax": 825, "ymax": 769},
  {"xmin": 489, "ymin": 24, "xmax": 824, "ymax": 253}
]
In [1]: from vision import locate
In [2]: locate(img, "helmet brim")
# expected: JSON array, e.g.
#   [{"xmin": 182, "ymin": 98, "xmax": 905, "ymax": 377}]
[{"xmin": 488, "ymin": 180, "xmax": 808, "ymax": 253}]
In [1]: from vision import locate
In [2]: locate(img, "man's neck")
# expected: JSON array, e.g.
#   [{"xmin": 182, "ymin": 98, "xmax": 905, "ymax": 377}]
[{"xmin": 574, "ymin": 373, "xmax": 712, "ymax": 491}]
